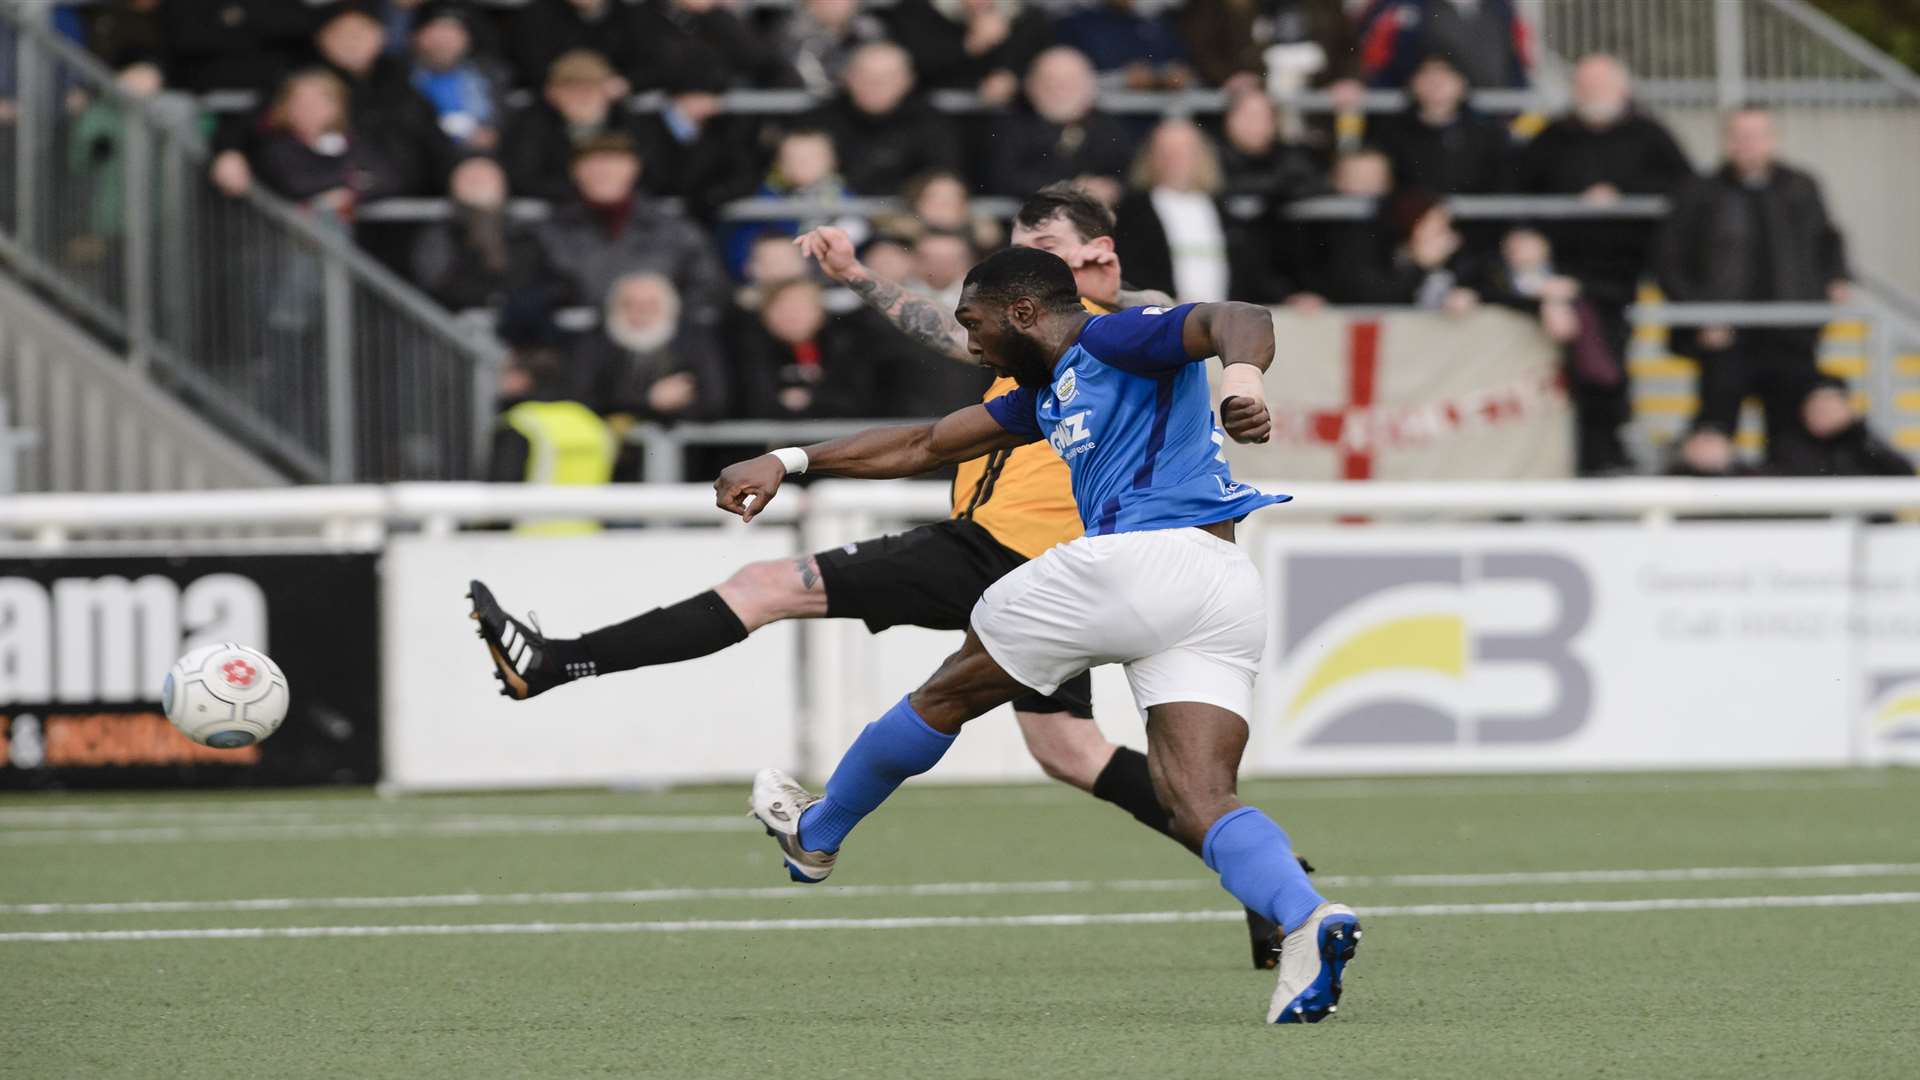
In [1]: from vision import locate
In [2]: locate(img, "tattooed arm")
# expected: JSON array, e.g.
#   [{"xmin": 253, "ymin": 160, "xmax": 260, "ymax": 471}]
[{"xmin": 796, "ymin": 227, "xmax": 970, "ymax": 361}]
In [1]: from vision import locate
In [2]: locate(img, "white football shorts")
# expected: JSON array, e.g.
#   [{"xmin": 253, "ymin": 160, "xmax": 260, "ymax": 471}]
[{"xmin": 969, "ymin": 526, "xmax": 1267, "ymax": 719}]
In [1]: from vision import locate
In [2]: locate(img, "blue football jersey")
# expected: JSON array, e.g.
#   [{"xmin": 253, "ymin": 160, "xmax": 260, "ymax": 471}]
[{"xmin": 982, "ymin": 303, "xmax": 1289, "ymax": 536}]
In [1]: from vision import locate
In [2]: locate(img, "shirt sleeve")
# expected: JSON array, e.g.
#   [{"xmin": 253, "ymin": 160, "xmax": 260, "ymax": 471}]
[
  {"xmin": 982, "ymin": 386, "xmax": 1045, "ymax": 442},
  {"xmin": 1075, "ymin": 303, "xmax": 1199, "ymax": 376}
]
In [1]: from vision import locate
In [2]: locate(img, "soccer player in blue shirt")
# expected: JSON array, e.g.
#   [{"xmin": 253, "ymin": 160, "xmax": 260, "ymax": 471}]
[{"xmin": 714, "ymin": 247, "xmax": 1358, "ymax": 1024}]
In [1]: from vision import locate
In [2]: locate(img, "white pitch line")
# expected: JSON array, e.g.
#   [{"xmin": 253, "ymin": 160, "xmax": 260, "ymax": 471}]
[
  {"xmin": 8, "ymin": 863, "xmax": 1920, "ymax": 917},
  {"xmin": 4, "ymin": 891, "xmax": 1919, "ymax": 944},
  {"xmin": 0, "ymin": 814, "xmax": 754, "ymax": 846}
]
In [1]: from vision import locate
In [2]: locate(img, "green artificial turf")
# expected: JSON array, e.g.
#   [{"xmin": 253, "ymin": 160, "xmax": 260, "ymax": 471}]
[{"xmin": 5, "ymin": 769, "xmax": 1919, "ymax": 1079}]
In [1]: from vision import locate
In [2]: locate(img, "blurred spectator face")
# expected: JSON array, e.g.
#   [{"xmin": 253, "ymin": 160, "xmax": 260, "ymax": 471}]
[
  {"xmin": 568, "ymin": 0, "xmax": 608, "ymax": 13},
  {"xmin": 915, "ymin": 233, "xmax": 973, "ymax": 291},
  {"xmin": 1571, "ymin": 55, "xmax": 1631, "ymax": 129},
  {"xmin": 1803, "ymin": 385, "xmax": 1854, "ymax": 439},
  {"xmin": 1410, "ymin": 57, "xmax": 1467, "ymax": 120},
  {"xmin": 1027, "ymin": 48, "xmax": 1098, "ymax": 125},
  {"xmin": 607, "ymin": 273, "xmax": 681, "ymax": 352},
  {"xmin": 763, "ymin": 280, "xmax": 828, "ymax": 344},
  {"xmin": 117, "ymin": 61, "xmax": 164, "ymax": 99},
  {"xmin": 572, "ymin": 148, "xmax": 640, "ymax": 204},
  {"xmin": 1142, "ymin": 121, "xmax": 1218, "ymax": 194},
  {"xmin": 912, "ymin": 173, "xmax": 971, "ymax": 229},
  {"xmin": 317, "ymin": 12, "xmax": 386, "ymax": 78},
  {"xmin": 776, "ymin": 132, "xmax": 838, "ymax": 189},
  {"xmin": 450, "ymin": 157, "xmax": 508, "ymax": 209},
  {"xmin": 863, "ymin": 238, "xmax": 915, "ymax": 284},
  {"xmin": 548, "ymin": 78, "xmax": 615, "ymax": 127},
  {"xmin": 1410, "ymin": 205, "xmax": 1456, "ymax": 249},
  {"xmin": 279, "ymin": 74, "xmax": 347, "ymax": 143},
  {"xmin": 1332, "ymin": 151, "xmax": 1390, "ymax": 197},
  {"xmin": 747, "ymin": 235, "xmax": 808, "ymax": 286},
  {"xmin": 1680, "ymin": 429, "xmax": 1736, "ymax": 474},
  {"xmin": 845, "ymin": 44, "xmax": 914, "ymax": 117},
  {"xmin": 1502, "ymin": 228, "xmax": 1551, "ymax": 272},
  {"xmin": 413, "ymin": 14, "xmax": 471, "ymax": 72},
  {"xmin": 806, "ymin": 0, "xmax": 857, "ymax": 32},
  {"xmin": 1223, "ymin": 92, "xmax": 1277, "ymax": 155},
  {"xmin": 1726, "ymin": 110, "xmax": 1778, "ymax": 178}
]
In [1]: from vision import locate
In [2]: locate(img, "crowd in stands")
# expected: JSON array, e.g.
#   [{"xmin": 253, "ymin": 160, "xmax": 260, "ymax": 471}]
[{"xmin": 45, "ymin": 0, "xmax": 1902, "ymax": 481}]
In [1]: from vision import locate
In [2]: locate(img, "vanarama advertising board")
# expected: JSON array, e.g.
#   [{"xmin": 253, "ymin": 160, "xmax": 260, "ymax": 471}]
[{"xmin": 0, "ymin": 555, "xmax": 379, "ymax": 788}]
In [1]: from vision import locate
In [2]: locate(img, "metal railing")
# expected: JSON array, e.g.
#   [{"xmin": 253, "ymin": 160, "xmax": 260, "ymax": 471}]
[{"xmin": 0, "ymin": 5, "xmax": 502, "ymax": 484}]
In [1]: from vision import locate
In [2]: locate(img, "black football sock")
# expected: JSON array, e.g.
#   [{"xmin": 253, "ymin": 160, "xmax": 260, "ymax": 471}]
[
  {"xmin": 575, "ymin": 590, "xmax": 750, "ymax": 676},
  {"xmin": 1091, "ymin": 746, "xmax": 1181, "ymax": 844}
]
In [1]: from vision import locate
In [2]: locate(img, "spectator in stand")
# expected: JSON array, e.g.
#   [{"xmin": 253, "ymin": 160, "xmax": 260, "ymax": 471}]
[
  {"xmin": 1657, "ymin": 106, "xmax": 1855, "ymax": 458},
  {"xmin": 1326, "ymin": 188, "xmax": 1484, "ymax": 309},
  {"xmin": 1218, "ymin": 90, "xmax": 1323, "ymax": 207},
  {"xmin": 1516, "ymin": 53, "xmax": 1694, "ymax": 474},
  {"xmin": 1113, "ymin": 120, "xmax": 1245, "ymax": 303},
  {"xmin": 1481, "ymin": 226, "xmax": 1623, "ymax": 396},
  {"xmin": 407, "ymin": 3, "xmax": 504, "ymax": 152},
  {"xmin": 250, "ymin": 68, "xmax": 402, "ymax": 210},
  {"xmin": 488, "ymin": 294, "xmax": 615, "ymax": 517},
  {"xmin": 1771, "ymin": 379, "xmax": 1912, "ymax": 478},
  {"xmin": 1287, "ymin": 146, "xmax": 1391, "ymax": 308},
  {"xmin": 1356, "ymin": 0, "xmax": 1532, "ymax": 89},
  {"xmin": 1665, "ymin": 428, "xmax": 1754, "ymax": 479},
  {"xmin": 505, "ymin": 0, "xmax": 644, "ymax": 95},
  {"xmin": 585, "ymin": 272, "xmax": 729, "ymax": 422},
  {"xmin": 84, "ymin": 0, "xmax": 167, "ymax": 71},
  {"xmin": 499, "ymin": 51, "xmax": 644, "ymax": 204},
  {"xmin": 411, "ymin": 157, "xmax": 538, "ymax": 311},
  {"xmin": 724, "ymin": 127, "xmax": 851, "ymax": 277},
  {"xmin": 1055, "ymin": 0, "xmax": 1191, "ymax": 91},
  {"xmin": 812, "ymin": 42, "xmax": 961, "ymax": 196},
  {"xmin": 879, "ymin": 227, "xmax": 993, "ymax": 417},
  {"xmin": 733, "ymin": 278, "xmax": 885, "ymax": 419},
  {"xmin": 1179, "ymin": 0, "xmax": 1362, "ymax": 95},
  {"xmin": 635, "ymin": 69, "xmax": 761, "ymax": 215},
  {"xmin": 887, "ymin": 0, "xmax": 1053, "ymax": 107},
  {"xmin": 986, "ymin": 47, "xmax": 1136, "ymax": 203},
  {"xmin": 632, "ymin": 0, "xmax": 799, "ymax": 94},
  {"xmin": 1367, "ymin": 52, "xmax": 1511, "ymax": 195},
  {"xmin": 529, "ymin": 133, "xmax": 730, "ymax": 342},
  {"xmin": 737, "ymin": 231, "xmax": 811, "ymax": 310},
  {"xmin": 912, "ymin": 227, "xmax": 976, "ymax": 312},
  {"xmin": 778, "ymin": 0, "xmax": 892, "ymax": 96},
  {"xmin": 890, "ymin": 169, "xmax": 1004, "ymax": 251},
  {"xmin": 858, "ymin": 234, "xmax": 918, "ymax": 290},
  {"xmin": 157, "ymin": 0, "xmax": 318, "ymax": 93}
]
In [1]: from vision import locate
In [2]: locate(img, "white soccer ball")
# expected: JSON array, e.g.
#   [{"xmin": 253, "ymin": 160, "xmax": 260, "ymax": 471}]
[{"xmin": 162, "ymin": 643, "xmax": 290, "ymax": 749}]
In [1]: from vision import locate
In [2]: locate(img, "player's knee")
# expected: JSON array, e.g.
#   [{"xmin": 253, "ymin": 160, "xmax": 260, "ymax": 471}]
[
  {"xmin": 1019, "ymin": 717, "xmax": 1108, "ymax": 789},
  {"xmin": 719, "ymin": 557, "xmax": 823, "ymax": 626}
]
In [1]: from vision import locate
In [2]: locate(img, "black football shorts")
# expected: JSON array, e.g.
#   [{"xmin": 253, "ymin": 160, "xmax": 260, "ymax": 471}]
[{"xmin": 813, "ymin": 518, "xmax": 1094, "ymax": 718}]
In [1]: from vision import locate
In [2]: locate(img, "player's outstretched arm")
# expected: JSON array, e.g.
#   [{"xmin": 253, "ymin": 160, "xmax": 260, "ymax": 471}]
[
  {"xmin": 796, "ymin": 227, "xmax": 971, "ymax": 362},
  {"xmin": 1183, "ymin": 302, "xmax": 1277, "ymax": 444},
  {"xmin": 715, "ymin": 405, "xmax": 1029, "ymax": 522}
]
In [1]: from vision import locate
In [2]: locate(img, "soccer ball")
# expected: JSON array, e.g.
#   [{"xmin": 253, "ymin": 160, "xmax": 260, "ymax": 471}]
[{"xmin": 162, "ymin": 643, "xmax": 290, "ymax": 749}]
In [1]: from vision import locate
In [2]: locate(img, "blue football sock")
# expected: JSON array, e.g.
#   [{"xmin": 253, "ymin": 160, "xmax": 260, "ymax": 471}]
[
  {"xmin": 797, "ymin": 696, "xmax": 955, "ymax": 853},
  {"xmin": 1202, "ymin": 806, "xmax": 1326, "ymax": 934}
]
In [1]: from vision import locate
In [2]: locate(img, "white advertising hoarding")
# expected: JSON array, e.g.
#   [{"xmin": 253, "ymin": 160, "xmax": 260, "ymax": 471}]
[{"xmin": 383, "ymin": 531, "xmax": 800, "ymax": 789}]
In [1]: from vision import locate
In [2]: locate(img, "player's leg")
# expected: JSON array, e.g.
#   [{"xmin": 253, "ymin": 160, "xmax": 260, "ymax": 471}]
[
  {"xmin": 750, "ymin": 630, "xmax": 1030, "ymax": 880},
  {"xmin": 465, "ymin": 556, "xmax": 820, "ymax": 699},
  {"xmin": 1143, "ymin": 695, "xmax": 1357, "ymax": 1024}
]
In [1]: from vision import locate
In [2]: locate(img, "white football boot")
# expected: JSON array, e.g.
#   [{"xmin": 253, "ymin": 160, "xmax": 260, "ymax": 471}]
[
  {"xmin": 749, "ymin": 768, "xmax": 838, "ymax": 884},
  {"xmin": 1267, "ymin": 902, "xmax": 1361, "ymax": 1024}
]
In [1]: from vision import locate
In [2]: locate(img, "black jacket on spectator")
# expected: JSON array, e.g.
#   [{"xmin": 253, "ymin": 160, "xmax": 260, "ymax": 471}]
[
  {"xmin": 1368, "ymin": 110, "xmax": 1512, "ymax": 194},
  {"xmin": 730, "ymin": 310, "xmax": 887, "ymax": 419},
  {"xmin": 1180, "ymin": 0, "xmax": 1361, "ymax": 88},
  {"xmin": 411, "ymin": 207, "xmax": 543, "ymax": 312},
  {"xmin": 985, "ymin": 108, "xmax": 1136, "ymax": 197},
  {"xmin": 498, "ymin": 101, "xmax": 659, "ymax": 204},
  {"xmin": 885, "ymin": 0, "xmax": 1053, "ymax": 90},
  {"xmin": 159, "ymin": 0, "xmax": 319, "ymax": 92},
  {"xmin": 1769, "ymin": 423, "xmax": 1912, "ymax": 478},
  {"xmin": 1514, "ymin": 110, "xmax": 1693, "ymax": 304},
  {"xmin": 505, "ymin": 0, "xmax": 647, "ymax": 90},
  {"xmin": 1113, "ymin": 190, "xmax": 1271, "ymax": 303},
  {"xmin": 811, "ymin": 96, "xmax": 962, "ymax": 196},
  {"xmin": 1655, "ymin": 164, "xmax": 1850, "ymax": 304},
  {"xmin": 252, "ymin": 132, "xmax": 404, "ymax": 205},
  {"xmin": 582, "ymin": 327, "xmax": 732, "ymax": 420},
  {"xmin": 530, "ymin": 196, "xmax": 731, "ymax": 334},
  {"xmin": 630, "ymin": 2, "xmax": 799, "ymax": 92}
]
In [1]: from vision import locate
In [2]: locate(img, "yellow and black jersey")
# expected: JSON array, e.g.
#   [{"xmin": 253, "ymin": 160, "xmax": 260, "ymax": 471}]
[{"xmin": 949, "ymin": 297, "xmax": 1112, "ymax": 559}]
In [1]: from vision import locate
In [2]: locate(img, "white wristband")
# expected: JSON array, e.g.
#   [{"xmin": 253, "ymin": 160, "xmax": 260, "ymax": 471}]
[{"xmin": 770, "ymin": 447, "xmax": 809, "ymax": 476}]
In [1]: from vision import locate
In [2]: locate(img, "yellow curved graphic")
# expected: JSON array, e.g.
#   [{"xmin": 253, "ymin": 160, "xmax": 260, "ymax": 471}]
[
  {"xmin": 1872, "ymin": 691, "xmax": 1920, "ymax": 734},
  {"xmin": 1286, "ymin": 614, "xmax": 1466, "ymax": 723}
]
